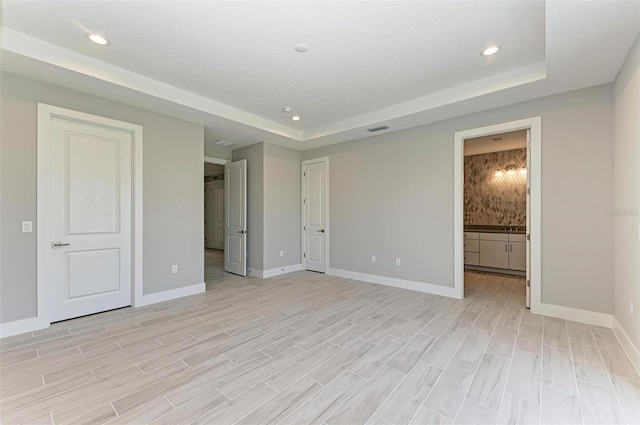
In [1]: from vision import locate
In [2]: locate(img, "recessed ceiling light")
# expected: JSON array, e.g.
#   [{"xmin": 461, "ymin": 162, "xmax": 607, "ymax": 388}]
[
  {"xmin": 294, "ymin": 44, "xmax": 308, "ymax": 53},
  {"xmin": 87, "ymin": 33, "xmax": 109, "ymax": 46},
  {"xmin": 482, "ymin": 46, "xmax": 500, "ymax": 56},
  {"xmin": 281, "ymin": 107, "xmax": 292, "ymax": 113},
  {"xmin": 291, "ymin": 116, "xmax": 301, "ymax": 121}
]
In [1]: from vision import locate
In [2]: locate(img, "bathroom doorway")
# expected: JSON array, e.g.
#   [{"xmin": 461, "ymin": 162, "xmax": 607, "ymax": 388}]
[
  {"xmin": 463, "ymin": 130, "xmax": 528, "ymax": 309},
  {"xmin": 454, "ymin": 117, "xmax": 541, "ymax": 311}
]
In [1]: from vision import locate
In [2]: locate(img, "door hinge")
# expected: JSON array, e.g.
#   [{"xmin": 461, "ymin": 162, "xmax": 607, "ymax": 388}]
[
  {"xmin": 303, "ymin": 225, "xmax": 306, "ymax": 231},
  {"xmin": 304, "ymin": 172, "xmax": 306, "ymax": 177},
  {"xmin": 303, "ymin": 199, "xmax": 306, "ymax": 204},
  {"xmin": 527, "ymin": 280, "xmax": 531, "ymax": 288},
  {"xmin": 527, "ymin": 234, "xmax": 530, "ymax": 241},
  {"xmin": 304, "ymin": 252, "xmax": 306, "ymax": 258},
  {"xmin": 527, "ymin": 188, "xmax": 530, "ymax": 195}
]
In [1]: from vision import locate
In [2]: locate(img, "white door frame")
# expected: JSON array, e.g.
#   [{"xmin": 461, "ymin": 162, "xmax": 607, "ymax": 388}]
[
  {"xmin": 37, "ymin": 103, "xmax": 144, "ymax": 325},
  {"xmin": 301, "ymin": 157, "xmax": 330, "ymax": 273},
  {"xmin": 453, "ymin": 117, "xmax": 541, "ymax": 310}
]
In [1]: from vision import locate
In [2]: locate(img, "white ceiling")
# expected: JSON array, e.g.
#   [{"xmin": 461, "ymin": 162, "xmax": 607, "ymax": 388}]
[
  {"xmin": 1, "ymin": 1, "xmax": 638, "ymax": 151},
  {"xmin": 464, "ymin": 130, "xmax": 527, "ymax": 156}
]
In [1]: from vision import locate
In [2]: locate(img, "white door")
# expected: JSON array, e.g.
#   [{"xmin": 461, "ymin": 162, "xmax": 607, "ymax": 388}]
[
  {"xmin": 525, "ymin": 128, "xmax": 531, "ymax": 308},
  {"xmin": 302, "ymin": 159, "xmax": 328, "ymax": 273},
  {"xmin": 49, "ymin": 116, "xmax": 133, "ymax": 322},
  {"xmin": 205, "ymin": 182, "xmax": 225, "ymax": 250},
  {"xmin": 225, "ymin": 160, "xmax": 247, "ymax": 276}
]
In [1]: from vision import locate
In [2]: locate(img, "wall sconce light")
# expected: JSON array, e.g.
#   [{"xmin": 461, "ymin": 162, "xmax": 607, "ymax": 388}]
[{"xmin": 495, "ymin": 164, "xmax": 527, "ymax": 177}]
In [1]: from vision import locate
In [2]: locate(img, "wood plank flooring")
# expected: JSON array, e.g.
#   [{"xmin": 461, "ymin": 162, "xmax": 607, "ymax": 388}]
[{"xmin": 1, "ymin": 263, "xmax": 639, "ymax": 425}]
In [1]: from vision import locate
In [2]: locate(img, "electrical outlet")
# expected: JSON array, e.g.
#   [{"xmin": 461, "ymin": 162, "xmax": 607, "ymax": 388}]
[
  {"xmin": 280, "ymin": 250, "xmax": 284, "ymax": 257},
  {"xmin": 371, "ymin": 256, "xmax": 376, "ymax": 263},
  {"xmin": 395, "ymin": 258, "xmax": 401, "ymax": 266},
  {"xmin": 171, "ymin": 265, "xmax": 178, "ymax": 274},
  {"xmin": 22, "ymin": 221, "xmax": 33, "ymax": 233},
  {"xmin": 630, "ymin": 301, "xmax": 634, "ymax": 317}
]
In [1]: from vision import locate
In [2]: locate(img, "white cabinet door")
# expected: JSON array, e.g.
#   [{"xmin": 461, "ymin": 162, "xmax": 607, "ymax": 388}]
[
  {"xmin": 509, "ymin": 242, "xmax": 526, "ymax": 271},
  {"xmin": 479, "ymin": 240, "xmax": 509, "ymax": 269}
]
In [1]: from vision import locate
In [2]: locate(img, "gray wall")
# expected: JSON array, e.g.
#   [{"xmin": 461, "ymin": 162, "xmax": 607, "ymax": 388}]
[
  {"xmin": 613, "ymin": 35, "xmax": 640, "ymax": 349},
  {"xmin": 231, "ymin": 142, "xmax": 302, "ymax": 273},
  {"xmin": 205, "ymin": 144, "xmax": 233, "ymax": 161},
  {"xmin": 303, "ymin": 84, "xmax": 615, "ymax": 314},
  {"xmin": 0, "ymin": 72, "xmax": 204, "ymax": 323},
  {"xmin": 263, "ymin": 143, "xmax": 301, "ymax": 270},
  {"xmin": 232, "ymin": 143, "xmax": 264, "ymax": 271}
]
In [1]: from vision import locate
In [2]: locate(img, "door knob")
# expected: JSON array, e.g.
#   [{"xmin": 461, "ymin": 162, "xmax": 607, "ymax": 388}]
[
  {"xmin": 318, "ymin": 229, "xmax": 325, "ymax": 233},
  {"xmin": 237, "ymin": 230, "xmax": 246, "ymax": 234},
  {"xmin": 52, "ymin": 242, "xmax": 70, "ymax": 248}
]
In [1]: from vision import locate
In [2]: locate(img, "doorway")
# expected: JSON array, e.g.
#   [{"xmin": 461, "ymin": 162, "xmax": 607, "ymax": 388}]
[
  {"xmin": 204, "ymin": 161, "xmax": 226, "ymax": 282},
  {"xmin": 454, "ymin": 117, "xmax": 541, "ymax": 312},
  {"xmin": 463, "ymin": 130, "xmax": 528, "ymax": 308}
]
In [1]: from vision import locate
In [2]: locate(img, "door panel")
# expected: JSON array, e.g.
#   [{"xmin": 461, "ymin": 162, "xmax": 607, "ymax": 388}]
[
  {"xmin": 67, "ymin": 249, "xmax": 120, "ymax": 298},
  {"xmin": 303, "ymin": 160, "xmax": 327, "ymax": 272},
  {"xmin": 205, "ymin": 183, "xmax": 216, "ymax": 249},
  {"xmin": 68, "ymin": 136, "xmax": 120, "ymax": 234},
  {"xmin": 205, "ymin": 182, "xmax": 224, "ymax": 250},
  {"xmin": 214, "ymin": 185, "xmax": 225, "ymax": 249},
  {"xmin": 225, "ymin": 160, "xmax": 247, "ymax": 276},
  {"xmin": 50, "ymin": 118, "xmax": 132, "ymax": 322}
]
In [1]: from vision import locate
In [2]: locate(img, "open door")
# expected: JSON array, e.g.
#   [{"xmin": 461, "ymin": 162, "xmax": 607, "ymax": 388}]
[
  {"xmin": 302, "ymin": 158, "xmax": 329, "ymax": 273},
  {"xmin": 224, "ymin": 159, "xmax": 247, "ymax": 276},
  {"xmin": 525, "ymin": 128, "xmax": 531, "ymax": 308}
]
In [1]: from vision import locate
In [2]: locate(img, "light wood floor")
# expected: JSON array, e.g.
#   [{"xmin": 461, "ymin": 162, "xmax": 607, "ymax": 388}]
[{"xmin": 1, "ymin": 269, "xmax": 639, "ymax": 425}]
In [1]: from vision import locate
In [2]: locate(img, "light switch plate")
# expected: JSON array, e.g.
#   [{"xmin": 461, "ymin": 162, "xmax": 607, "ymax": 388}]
[{"xmin": 22, "ymin": 221, "xmax": 33, "ymax": 233}]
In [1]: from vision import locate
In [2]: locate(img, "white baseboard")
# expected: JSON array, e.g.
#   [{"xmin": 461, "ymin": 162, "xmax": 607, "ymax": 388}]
[
  {"xmin": 136, "ymin": 282, "xmax": 206, "ymax": 307},
  {"xmin": 249, "ymin": 264, "xmax": 302, "ymax": 279},
  {"xmin": 534, "ymin": 302, "xmax": 613, "ymax": 327},
  {"xmin": 1, "ymin": 283, "xmax": 206, "ymax": 339},
  {"xmin": 0, "ymin": 316, "xmax": 49, "ymax": 339},
  {"xmin": 612, "ymin": 315, "xmax": 640, "ymax": 376},
  {"xmin": 328, "ymin": 268, "xmax": 458, "ymax": 298}
]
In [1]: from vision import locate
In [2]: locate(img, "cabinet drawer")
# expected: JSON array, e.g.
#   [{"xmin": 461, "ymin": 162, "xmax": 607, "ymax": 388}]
[
  {"xmin": 464, "ymin": 239, "xmax": 480, "ymax": 253},
  {"xmin": 509, "ymin": 234, "xmax": 526, "ymax": 242},
  {"xmin": 463, "ymin": 232, "xmax": 479, "ymax": 240},
  {"xmin": 480, "ymin": 232, "xmax": 509, "ymax": 241},
  {"xmin": 464, "ymin": 252, "xmax": 479, "ymax": 266}
]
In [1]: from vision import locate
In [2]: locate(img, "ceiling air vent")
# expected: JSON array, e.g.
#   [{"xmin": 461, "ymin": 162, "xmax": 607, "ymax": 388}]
[
  {"xmin": 367, "ymin": 125, "xmax": 389, "ymax": 133},
  {"xmin": 214, "ymin": 140, "xmax": 234, "ymax": 146}
]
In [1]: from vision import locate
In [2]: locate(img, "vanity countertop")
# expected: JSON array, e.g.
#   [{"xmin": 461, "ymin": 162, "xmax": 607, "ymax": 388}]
[{"xmin": 464, "ymin": 225, "xmax": 526, "ymax": 234}]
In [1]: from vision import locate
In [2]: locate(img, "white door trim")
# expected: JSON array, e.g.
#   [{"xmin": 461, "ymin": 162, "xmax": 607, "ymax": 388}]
[
  {"xmin": 37, "ymin": 103, "xmax": 144, "ymax": 325},
  {"xmin": 453, "ymin": 117, "xmax": 542, "ymax": 308},
  {"xmin": 301, "ymin": 157, "xmax": 330, "ymax": 273},
  {"xmin": 204, "ymin": 156, "xmax": 230, "ymax": 165}
]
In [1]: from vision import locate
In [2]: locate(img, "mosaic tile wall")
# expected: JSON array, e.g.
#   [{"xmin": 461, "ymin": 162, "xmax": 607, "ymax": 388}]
[{"xmin": 464, "ymin": 148, "xmax": 527, "ymax": 226}]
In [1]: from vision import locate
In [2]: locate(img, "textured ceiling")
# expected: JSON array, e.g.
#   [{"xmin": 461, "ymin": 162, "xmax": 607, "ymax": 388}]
[{"xmin": 1, "ymin": 1, "xmax": 639, "ymax": 150}]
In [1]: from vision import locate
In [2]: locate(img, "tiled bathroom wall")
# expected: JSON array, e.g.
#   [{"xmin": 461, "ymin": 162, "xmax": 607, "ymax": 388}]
[{"xmin": 464, "ymin": 148, "xmax": 527, "ymax": 226}]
